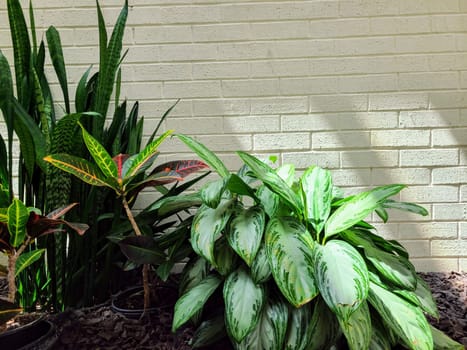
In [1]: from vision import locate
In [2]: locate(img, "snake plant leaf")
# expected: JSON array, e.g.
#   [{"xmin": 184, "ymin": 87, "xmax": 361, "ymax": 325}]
[
  {"xmin": 148, "ymin": 193, "xmax": 202, "ymax": 218},
  {"xmin": 325, "ymin": 184, "xmax": 406, "ymax": 238},
  {"xmin": 307, "ymin": 297, "xmax": 342, "ymax": 350},
  {"xmin": 250, "ymin": 243, "xmax": 271, "ymax": 284},
  {"xmin": 7, "ymin": 198, "xmax": 29, "ymax": 248},
  {"xmin": 265, "ymin": 217, "xmax": 318, "ymax": 307},
  {"xmin": 237, "ymin": 152, "xmax": 303, "ymax": 214},
  {"xmin": 44, "ymin": 154, "xmax": 112, "ymax": 188},
  {"xmin": 236, "ymin": 294, "xmax": 289, "ymax": 350},
  {"xmin": 191, "ymin": 199, "xmax": 234, "ymax": 265},
  {"xmin": 15, "ymin": 248, "xmax": 45, "ymax": 276},
  {"xmin": 191, "ymin": 313, "xmax": 227, "ymax": 348},
  {"xmin": 394, "ymin": 276, "xmax": 439, "ymax": 318},
  {"xmin": 172, "ymin": 274, "xmax": 222, "ymax": 332},
  {"xmin": 118, "ymin": 236, "xmax": 165, "ymax": 265},
  {"xmin": 223, "ymin": 267, "xmax": 265, "ymax": 343},
  {"xmin": 79, "ymin": 123, "xmax": 117, "ymax": 178},
  {"xmin": 284, "ymin": 302, "xmax": 313, "ymax": 350},
  {"xmin": 46, "ymin": 26, "xmax": 70, "ymax": 114},
  {"xmin": 200, "ymin": 178, "xmax": 228, "ymax": 208},
  {"xmin": 123, "ymin": 130, "xmax": 172, "ymax": 179},
  {"xmin": 75, "ymin": 65, "xmax": 92, "ymax": 113},
  {"xmin": 368, "ymin": 282, "xmax": 433, "ymax": 350},
  {"xmin": 381, "ymin": 199, "xmax": 429, "ymax": 216},
  {"xmin": 300, "ymin": 166, "xmax": 333, "ymax": 234},
  {"xmin": 313, "ymin": 240, "xmax": 369, "ymax": 321},
  {"xmin": 227, "ymin": 205, "xmax": 265, "ymax": 266},
  {"xmin": 430, "ymin": 325, "xmax": 464, "ymax": 350},
  {"xmin": 176, "ymin": 134, "xmax": 230, "ymax": 178},
  {"xmin": 337, "ymin": 300, "xmax": 371, "ymax": 350}
]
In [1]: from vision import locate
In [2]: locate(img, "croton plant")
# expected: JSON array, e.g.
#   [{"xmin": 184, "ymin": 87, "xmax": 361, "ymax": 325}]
[{"xmin": 172, "ymin": 134, "xmax": 462, "ymax": 350}]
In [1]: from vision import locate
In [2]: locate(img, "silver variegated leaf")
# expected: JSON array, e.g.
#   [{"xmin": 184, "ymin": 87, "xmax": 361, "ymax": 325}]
[
  {"xmin": 337, "ymin": 301, "xmax": 371, "ymax": 350},
  {"xmin": 368, "ymin": 282, "xmax": 433, "ymax": 350},
  {"xmin": 227, "ymin": 205, "xmax": 265, "ymax": 266},
  {"xmin": 325, "ymin": 184, "xmax": 405, "ymax": 238},
  {"xmin": 223, "ymin": 267, "xmax": 265, "ymax": 343},
  {"xmin": 172, "ymin": 275, "xmax": 222, "ymax": 332},
  {"xmin": 251, "ymin": 243, "xmax": 272, "ymax": 284},
  {"xmin": 200, "ymin": 178, "xmax": 228, "ymax": 208},
  {"xmin": 394, "ymin": 276, "xmax": 439, "ymax": 319},
  {"xmin": 430, "ymin": 325, "xmax": 464, "ymax": 350},
  {"xmin": 191, "ymin": 199, "xmax": 234, "ymax": 265},
  {"xmin": 284, "ymin": 302, "xmax": 313, "ymax": 350},
  {"xmin": 276, "ymin": 163, "xmax": 295, "ymax": 186},
  {"xmin": 313, "ymin": 240, "xmax": 369, "ymax": 321},
  {"xmin": 191, "ymin": 314, "xmax": 227, "ymax": 348},
  {"xmin": 214, "ymin": 237, "xmax": 238, "ymax": 276},
  {"xmin": 265, "ymin": 217, "xmax": 318, "ymax": 307},
  {"xmin": 306, "ymin": 297, "xmax": 341, "ymax": 350},
  {"xmin": 257, "ymin": 185, "xmax": 279, "ymax": 217},
  {"xmin": 300, "ymin": 166, "xmax": 333, "ymax": 234}
]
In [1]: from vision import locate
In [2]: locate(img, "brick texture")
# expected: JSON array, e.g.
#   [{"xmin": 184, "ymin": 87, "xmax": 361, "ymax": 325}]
[{"xmin": 1, "ymin": 0, "xmax": 467, "ymax": 271}]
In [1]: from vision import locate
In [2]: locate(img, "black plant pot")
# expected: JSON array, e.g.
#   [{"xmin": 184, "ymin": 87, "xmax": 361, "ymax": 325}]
[
  {"xmin": 0, "ymin": 318, "xmax": 57, "ymax": 350},
  {"xmin": 110, "ymin": 285, "xmax": 176, "ymax": 319}
]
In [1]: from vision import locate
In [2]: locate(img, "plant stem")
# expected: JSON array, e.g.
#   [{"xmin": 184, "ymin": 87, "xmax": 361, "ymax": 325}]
[
  {"xmin": 7, "ymin": 254, "xmax": 17, "ymax": 303},
  {"xmin": 122, "ymin": 196, "xmax": 142, "ymax": 236}
]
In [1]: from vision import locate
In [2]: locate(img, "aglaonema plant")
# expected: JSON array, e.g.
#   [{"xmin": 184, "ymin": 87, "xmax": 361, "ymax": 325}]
[
  {"xmin": 44, "ymin": 126, "xmax": 207, "ymax": 312},
  {"xmin": 171, "ymin": 134, "xmax": 463, "ymax": 350}
]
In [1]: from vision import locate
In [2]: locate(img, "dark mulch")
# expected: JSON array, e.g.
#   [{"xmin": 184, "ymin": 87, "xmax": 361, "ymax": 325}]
[{"xmin": 1, "ymin": 272, "xmax": 466, "ymax": 349}]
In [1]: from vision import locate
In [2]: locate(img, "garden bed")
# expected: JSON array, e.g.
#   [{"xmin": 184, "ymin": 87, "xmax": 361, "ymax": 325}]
[{"xmin": 1, "ymin": 272, "xmax": 466, "ymax": 349}]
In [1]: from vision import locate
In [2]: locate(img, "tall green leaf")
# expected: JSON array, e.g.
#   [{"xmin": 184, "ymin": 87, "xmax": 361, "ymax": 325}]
[
  {"xmin": 300, "ymin": 166, "xmax": 333, "ymax": 234},
  {"xmin": 238, "ymin": 152, "xmax": 303, "ymax": 214},
  {"xmin": 223, "ymin": 267, "xmax": 265, "ymax": 343},
  {"xmin": 172, "ymin": 275, "xmax": 222, "ymax": 332},
  {"xmin": 176, "ymin": 134, "xmax": 230, "ymax": 178},
  {"xmin": 368, "ymin": 282, "xmax": 433, "ymax": 350},
  {"xmin": 325, "ymin": 184, "xmax": 406, "ymax": 238},
  {"xmin": 265, "ymin": 217, "xmax": 318, "ymax": 307},
  {"xmin": 7, "ymin": 198, "xmax": 29, "ymax": 248},
  {"xmin": 313, "ymin": 240, "xmax": 369, "ymax": 321},
  {"xmin": 430, "ymin": 325, "xmax": 464, "ymax": 350},
  {"xmin": 227, "ymin": 205, "xmax": 265, "ymax": 266}
]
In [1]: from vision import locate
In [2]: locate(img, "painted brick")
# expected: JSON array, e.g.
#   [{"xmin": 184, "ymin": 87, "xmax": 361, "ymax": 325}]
[
  {"xmin": 461, "ymin": 185, "xmax": 467, "ymax": 201},
  {"xmin": 254, "ymin": 133, "xmax": 310, "ymax": 151},
  {"xmin": 165, "ymin": 117, "xmax": 222, "ymax": 135},
  {"xmin": 371, "ymin": 130, "xmax": 430, "ymax": 147},
  {"xmin": 338, "ymin": 74, "xmax": 397, "ymax": 93},
  {"xmin": 429, "ymin": 92, "xmax": 467, "ymax": 109},
  {"xmin": 370, "ymin": 16, "xmax": 431, "ymax": 35},
  {"xmin": 461, "ymin": 222, "xmax": 467, "ymax": 239},
  {"xmin": 341, "ymin": 150, "xmax": 398, "ymax": 168},
  {"xmin": 309, "ymin": 18, "xmax": 369, "ymax": 38},
  {"xmin": 369, "ymin": 93, "xmax": 429, "ymax": 111},
  {"xmin": 460, "ymin": 259, "xmax": 467, "ymax": 272},
  {"xmin": 158, "ymin": 43, "xmax": 218, "ymax": 62},
  {"xmin": 399, "ymin": 222, "xmax": 458, "ymax": 240},
  {"xmin": 432, "ymin": 167, "xmax": 467, "ymax": 184},
  {"xmin": 330, "ymin": 169, "xmax": 372, "ymax": 187},
  {"xmin": 309, "ymin": 94, "xmax": 368, "ymax": 112},
  {"xmin": 312, "ymin": 131, "xmax": 371, "ymax": 150},
  {"xmin": 193, "ymin": 62, "xmax": 250, "ymax": 80},
  {"xmin": 371, "ymin": 168, "xmax": 431, "ymax": 185},
  {"xmin": 192, "ymin": 24, "xmax": 250, "ymax": 42},
  {"xmin": 399, "ymin": 72, "xmax": 459, "ymax": 91},
  {"xmin": 273, "ymin": 39, "xmax": 335, "ymax": 59},
  {"xmin": 429, "ymin": 53, "xmax": 467, "ymax": 71},
  {"xmin": 433, "ymin": 204, "xmax": 467, "ymax": 221},
  {"xmin": 431, "ymin": 240, "xmax": 467, "ymax": 257},
  {"xmin": 432, "ymin": 128, "xmax": 467, "ymax": 147},
  {"xmin": 251, "ymin": 21, "xmax": 310, "ymax": 40},
  {"xmin": 371, "ymin": 223, "xmax": 399, "ymax": 240},
  {"xmin": 162, "ymin": 81, "xmax": 221, "ymax": 98},
  {"xmin": 399, "ymin": 0, "xmax": 459, "ymax": 14},
  {"xmin": 399, "ymin": 110, "xmax": 466, "ymax": 128},
  {"xmin": 280, "ymin": 77, "xmax": 338, "ymax": 95},
  {"xmin": 282, "ymin": 151, "xmax": 340, "ymax": 169},
  {"xmin": 282, "ymin": 112, "xmax": 398, "ymax": 132},
  {"xmin": 400, "ymin": 186, "xmax": 458, "ymax": 203},
  {"xmin": 461, "ymin": 149, "xmax": 467, "ymax": 165},
  {"xmin": 395, "ymin": 35, "xmax": 456, "ymax": 53},
  {"xmin": 134, "ymin": 26, "xmax": 192, "ymax": 44},
  {"xmin": 411, "ymin": 258, "xmax": 459, "ymax": 273},
  {"xmin": 222, "ymin": 79, "xmax": 280, "ymax": 98},
  {"xmin": 432, "ymin": 15, "xmax": 467, "ymax": 32},
  {"xmin": 250, "ymin": 59, "xmax": 310, "ymax": 78},
  {"xmin": 132, "ymin": 63, "xmax": 192, "ymax": 81},
  {"xmin": 399, "ymin": 240, "xmax": 430, "ymax": 258},
  {"xmin": 250, "ymin": 97, "xmax": 308, "ymax": 115},
  {"xmin": 193, "ymin": 99, "xmax": 250, "ymax": 116},
  {"xmin": 400, "ymin": 149, "xmax": 459, "ymax": 167},
  {"xmin": 223, "ymin": 116, "xmax": 280, "ymax": 133},
  {"xmin": 339, "ymin": 0, "xmax": 398, "ymax": 16},
  {"xmin": 334, "ymin": 37, "xmax": 396, "ymax": 56}
]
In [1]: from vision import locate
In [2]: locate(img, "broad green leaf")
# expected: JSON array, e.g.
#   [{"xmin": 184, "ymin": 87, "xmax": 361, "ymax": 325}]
[
  {"xmin": 172, "ymin": 274, "xmax": 222, "ymax": 332},
  {"xmin": 251, "ymin": 243, "xmax": 271, "ymax": 284},
  {"xmin": 236, "ymin": 295, "xmax": 288, "ymax": 350},
  {"xmin": 191, "ymin": 199, "xmax": 234, "ymax": 265},
  {"xmin": 118, "ymin": 236, "xmax": 165, "ymax": 265},
  {"xmin": 179, "ymin": 257, "xmax": 209, "ymax": 295},
  {"xmin": 227, "ymin": 205, "xmax": 265, "ymax": 266},
  {"xmin": 325, "ymin": 184, "xmax": 406, "ymax": 238},
  {"xmin": 44, "ymin": 154, "xmax": 112, "ymax": 188},
  {"xmin": 124, "ymin": 130, "xmax": 172, "ymax": 179},
  {"xmin": 265, "ymin": 217, "xmax": 318, "ymax": 307},
  {"xmin": 237, "ymin": 152, "xmax": 303, "ymax": 214},
  {"xmin": 15, "ymin": 248, "xmax": 45, "ymax": 276},
  {"xmin": 224, "ymin": 268, "xmax": 265, "ymax": 343},
  {"xmin": 368, "ymin": 282, "xmax": 433, "ymax": 350},
  {"xmin": 226, "ymin": 173, "xmax": 257, "ymax": 200},
  {"xmin": 394, "ymin": 276, "xmax": 439, "ymax": 318},
  {"xmin": 8, "ymin": 198, "xmax": 29, "ymax": 248},
  {"xmin": 200, "ymin": 178, "xmax": 227, "ymax": 208},
  {"xmin": 148, "ymin": 193, "xmax": 202, "ymax": 218},
  {"xmin": 430, "ymin": 325, "xmax": 464, "ymax": 350},
  {"xmin": 79, "ymin": 123, "xmax": 117, "ymax": 178},
  {"xmin": 284, "ymin": 302, "xmax": 313, "ymax": 350},
  {"xmin": 313, "ymin": 240, "xmax": 369, "ymax": 321},
  {"xmin": 214, "ymin": 237, "xmax": 237, "ymax": 276},
  {"xmin": 307, "ymin": 297, "xmax": 341, "ymax": 350},
  {"xmin": 192, "ymin": 314, "xmax": 227, "ymax": 348},
  {"xmin": 46, "ymin": 26, "xmax": 70, "ymax": 113},
  {"xmin": 382, "ymin": 199, "xmax": 428, "ymax": 216},
  {"xmin": 300, "ymin": 166, "xmax": 333, "ymax": 234},
  {"xmin": 176, "ymin": 134, "xmax": 230, "ymax": 178},
  {"xmin": 337, "ymin": 301, "xmax": 371, "ymax": 350}
]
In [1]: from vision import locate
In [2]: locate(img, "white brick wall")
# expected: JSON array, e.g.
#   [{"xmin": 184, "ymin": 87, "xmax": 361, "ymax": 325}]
[{"xmin": 1, "ymin": 0, "xmax": 467, "ymax": 272}]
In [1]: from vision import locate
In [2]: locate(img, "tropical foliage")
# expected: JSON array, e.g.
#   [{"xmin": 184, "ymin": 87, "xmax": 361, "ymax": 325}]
[{"xmin": 171, "ymin": 135, "xmax": 463, "ymax": 350}]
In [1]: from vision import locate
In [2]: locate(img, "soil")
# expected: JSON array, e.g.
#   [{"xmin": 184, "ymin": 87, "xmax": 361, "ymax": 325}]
[{"xmin": 1, "ymin": 272, "xmax": 466, "ymax": 349}]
